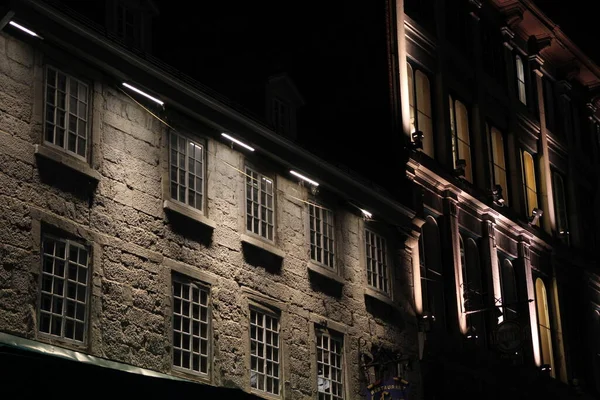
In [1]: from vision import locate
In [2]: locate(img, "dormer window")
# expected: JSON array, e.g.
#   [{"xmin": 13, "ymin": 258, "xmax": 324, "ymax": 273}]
[
  {"xmin": 108, "ymin": 0, "xmax": 158, "ymax": 52},
  {"xmin": 117, "ymin": 1, "xmax": 137, "ymax": 46},
  {"xmin": 271, "ymin": 97, "xmax": 290, "ymax": 136}
]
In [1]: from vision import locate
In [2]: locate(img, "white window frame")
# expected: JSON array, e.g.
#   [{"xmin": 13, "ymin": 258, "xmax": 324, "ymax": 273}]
[
  {"xmin": 169, "ymin": 131, "xmax": 206, "ymax": 212},
  {"xmin": 364, "ymin": 229, "xmax": 390, "ymax": 295},
  {"xmin": 250, "ymin": 306, "xmax": 281, "ymax": 396},
  {"xmin": 38, "ymin": 234, "xmax": 90, "ymax": 344},
  {"xmin": 245, "ymin": 165, "xmax": 275, "ymax": 241},
  {"xmin": 43, "ymin": 65, "xmax": 90, "ymax": 160},
  {"xmin": 308, "ymin": 202, "xmax": 336, "ymax": 269},
  {"xmin": 171, "ymin": 274, "xmax": 211, "ymax": 377},
  {"xmin": 316, "ymin": 327, "xmax": 345, "ymax": 400}
]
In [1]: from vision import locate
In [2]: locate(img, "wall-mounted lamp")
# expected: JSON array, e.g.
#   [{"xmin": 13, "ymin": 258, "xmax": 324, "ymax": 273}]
[
  {"xmin": 221, "ymin": 133, "xmax": 255, "ymax": 152},
  {"xmin": 360, "ymin": 209, "xmax": 372, "ymax": 220},
  {"xmin": 466, "ymin": 325, "xmax": 478, "ymax": 340},
  {"xmin": 491, "ymin": 184, "xmax": 505, "ymax": 207},
  {"xmin": 122, "ymin": 83, "xmax": 164, "ymax": 106},
  {"xmin": 541, "ymin": 364, "xmax": 552, "ymax": 373},
  {"xmin": 418, "ymin": 312, "xmax": 435, "ymax": 332},
  {"xmin": 8, "ymin": 21, "xmax": 43, "ymax": 38},
  {"xmin": 528, "ymin": 208, "xmax": 543, "ymax": 225},
  {"xmin": 290, "ymin": 170, "xmax": 319, "ymax": 195},
  {"xmin": 454, "ymin": 159, "xmax": 467, "ymax": 179},
  {"xmin": 410, "ymin": 130, "xmax": 424, "ymax": 150}
]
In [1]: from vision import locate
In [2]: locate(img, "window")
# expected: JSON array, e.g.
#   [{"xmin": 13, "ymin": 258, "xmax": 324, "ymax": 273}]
[
  {"xmin": 250, "ymin": 308, "xmax": 280, "ymax": 395},
  {"xmin": 116, "ymin": 0, "xmax": 138, "ymax": 46},
  {"xmin": 449, "ymin": 96, "xmax": 473, "ymax": 182},
  {"xmin": 309, "ymin": 203, "xmax": 335, "ymax": 268},
  {"xmin": 500, "ymin": 258, "xmax": 518, "ymax": 321},
  {"xmin": 461, "ymin": 236, "xmax": 485, "ymax": 342},
  {"xmin": 365, "ymin": 229, "xmax": 389, "ymax": 294},
  {"xmin": 552, "ymin": 171, "xmax": 569, "ymax": 245},
  {"xmin": 39, "ymin": 235, "xmax": 89, "ymax": 343},
  {"xmin": 271, "ymin": 98, "xmax": 290, "ymax": 136},
  {"xmin": 169, "ymin": 132, "xmax": 205, "ymax": 211},
  {"xmin": 246, "ymin": 166, "xmax": 274, "ymax": 241},
  {"xmin": 316, "ymin": 328, "xmax": 344, "ymax": 400},
  {"xmin": 535, "ymin": 278, "xmax": 555, "ymax": 377},
  {"xmin": 522, "ymin": 150, "xmax": 539, "ymax": 224},
  {"xmin": 172, "ymin": 276, "xmax": 210, "ymax": 375},
  {"xmin": 516, "ymin": 55, "xmax": 527, "ymax": 105},
  {"xmin": 44, "ymin": 66, "xmax": 89, "ymax": 159},
  {"xmin": 488, "ymin": 125, "xmax": 509, "ymax": 205},
  {"xmin": 407, "ymin": 63, "xmax": 434, "ymax": 157},
  {"xmin": 543, "ymin": 78, "xmax": 556, "ymax": 133},
  {"xmin": 420, "ymin": 216, "xmax": 443, "ymax": 319}
]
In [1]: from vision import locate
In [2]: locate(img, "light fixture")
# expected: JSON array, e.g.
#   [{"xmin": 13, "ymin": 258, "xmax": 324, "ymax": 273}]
[
  {"xmin": 491, "ymin": 184, "xmax": 505, "ymax": 207},
  {"xmin": 541, "ymin": 364, "xmax": 552, "ymax": 372},
  {"xmin": 122, "ymin": 82, "xmax": 164, "ymax": 105},
  {"xmin": 8, "ymin": 21, "xmax": 42, "ymax": 38},
  {"xmin": 454, "ymin": 159, "xmax": 467, "ymax": 178},
  {"xmin": 221, "ymin": 133, "xmax": 255, "ymax": 152},
  {"xmin": 411, "ymin": 130, "xmax": 424, "ymax": 150},
  {"xmin": 418, "ymin": 312, "xmax": 435, "ymax": 332},
  {"xmin": 528, "ymin": 208, "xmax": 543, "ymax": 225},
  {"xmin": 290, "ymin": 170, "xmax": 319, "ymax": 187},
  {"xmin": 360, "ymin": 209, "xmax": 372, "ymax": 220},
  {"xmin": 466, "ymin": 325, "xmax": 478, "ymax": 340}
]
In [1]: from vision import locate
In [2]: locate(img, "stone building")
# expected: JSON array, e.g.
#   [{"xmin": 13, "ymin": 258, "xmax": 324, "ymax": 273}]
[{"xmin": 0, "ymin": 0, "xmax": 419, "ymax": 399}]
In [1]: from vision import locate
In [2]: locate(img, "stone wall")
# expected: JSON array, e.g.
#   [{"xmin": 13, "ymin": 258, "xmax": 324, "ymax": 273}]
[{"xmin": 0, "ymin": 31, "xmax": 420, "ymax": 399}]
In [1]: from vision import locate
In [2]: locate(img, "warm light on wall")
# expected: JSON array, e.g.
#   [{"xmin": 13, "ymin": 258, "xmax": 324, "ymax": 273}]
[
  {"xmin": 122, "ymin": 82, "xmax": 164, "ymax": 105},
  {"xmin": 221, "ymin": 133, "xmax": 255, "ymax": 152},
  {"xmin": 9, "ymin": 21, "xmax": 42, "ymax": 38}
]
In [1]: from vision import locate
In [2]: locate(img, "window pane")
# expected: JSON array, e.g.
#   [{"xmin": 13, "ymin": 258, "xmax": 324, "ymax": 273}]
[{"xmin": 522, "ymin": 151, "xmax": 538, "ymax": 221}]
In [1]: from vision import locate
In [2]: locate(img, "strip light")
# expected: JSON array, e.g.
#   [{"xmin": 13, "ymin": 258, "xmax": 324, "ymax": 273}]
[
  {"xmin": 221, "ymin": 133, "xmax": 255, "ymax": 152},
  {"xmin": 122, "ymin": 83, "xmax": 164, "ymax": 105},
  {"xmin": 290, "ymin": 170, "xmax": 319, "ymax": 187},
  {"xmin": 361, "ymin": 209, "xmax": 373, "ymax": 219},
  {"xmin": 9, "ymin": 21, "xmax": 41, "ymax": 38}
]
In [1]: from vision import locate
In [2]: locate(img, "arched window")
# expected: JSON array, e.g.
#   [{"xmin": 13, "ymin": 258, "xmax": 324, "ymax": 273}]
[
  {"xmin": 449, "ymin": 96, "xmax": 473, "ymax": 182},
  {"xmin": 522, "ymin": 150, "xmax": 539, "ymax": 225},
  {"xmin": 516, "ymin": 54, "xmax": 527, "ymax": 105},
  {"xmin": 420, "ymin": 216, "xmax": 444, "ymax": 326},
  {"xmin": 489, "ymin": 125, "xmax": 508, "ymax": 205},
  {"xmin": 535, "ymin": 278, "xmax": 555, "ymax": 377},
  {"xmin": 407, "ymin": 63, "xmax": 434, "ymax": 158},
  {"xmin": 500, "ymin": 258, "xmax": 518, "ymax": 320}
]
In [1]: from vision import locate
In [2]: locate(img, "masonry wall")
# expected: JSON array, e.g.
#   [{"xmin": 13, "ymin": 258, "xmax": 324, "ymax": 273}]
[{"xmin": 0, "ymin": 31, "xmax": 420, "ymax": 399}]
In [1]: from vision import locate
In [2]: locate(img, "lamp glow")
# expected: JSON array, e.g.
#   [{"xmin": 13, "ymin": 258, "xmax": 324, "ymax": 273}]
[
  {"xmin": 290, "ymin": 170, "xmax": 319, "ymax": 187},
  {"xmin": 9, "ymin": 21, "xmax": 41, "ymax": 38},
  {"xmin": 361, "ymin": 209, "xmax": 372, "ymax": 219},
  {"xmin": 221, "ymin": 133, "xmax": 255, "ymax": 152},
  {"xmin": 122, "ymin": 83, "xmax": 164, "ymax": 105}
]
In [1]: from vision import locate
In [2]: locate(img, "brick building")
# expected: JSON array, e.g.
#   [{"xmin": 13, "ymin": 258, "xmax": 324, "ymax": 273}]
[{"xmin": 1, "ymin": 0, "xmax": 600, "ymax": 399}]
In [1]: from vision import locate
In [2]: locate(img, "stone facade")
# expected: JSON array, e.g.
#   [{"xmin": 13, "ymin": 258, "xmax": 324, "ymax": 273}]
[{"xmin": 0, "ymin": 29, "xmax": 419, "ymax": 399}]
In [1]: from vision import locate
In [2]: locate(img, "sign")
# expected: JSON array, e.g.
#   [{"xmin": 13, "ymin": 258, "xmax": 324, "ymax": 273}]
[
  {"xmin": 494, "ymin": 320, "xmax": 523, "ymax": 353},
  {"xmin": 365, "ymin": 377, "xmax": 410, "ymax": 400}
]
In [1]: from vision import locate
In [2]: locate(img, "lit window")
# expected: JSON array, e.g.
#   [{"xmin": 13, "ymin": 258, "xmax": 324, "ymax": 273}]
[
  {"xmin": 449, "ymin": 96, "xmax": 473, "ymax": 182},
  {"xmin": 516, "ymin": 55, "xmax": 527, "ymax": 105},
  {"xmin": 488, "ymin": 125, "xmax": 509, "ymax": 205},
  {"xmin": 44, "ymin": 66, "xmax": 89, "ymax": 158},
  {"xmin": 365, "ymin": 229, "xmax": 389, "ymax": 294},
  {"xmin": 309, "ymin": 203, "xmax": 335, "ymax": 268},
  {"xmin": 170, "ymin": 132, "xmax": 204, "ymax": 211},
  {"xmin": 250, "ymin": 308, "xmax": 280, "ymax": 395},
  {"xmin": 552, "ymin": 171, "xmax": 569, "ymax": 245},
  {"xmin": 522, "ymin": 150, "xmax": 539, "ymax": 224},
  {"xmin": 500, "ymin": 258, "xmax": 518, "ymax": 320},
  {"xmin": 407, "ymin": 63, "xmax": 434, "ymax": 157},
  {"xmin": 271, "ymin": 98, "xmax": 290, "ymax": 135},
  {"xmin": 420, "ymin": 216, "xmax": 443, "ymax": 319},
  {"xmin": 535, "ymin": 278, "xmax": 555, "ymax": 377},
  {"xmin": 172, "ymin": 276, "xmax": 210, "ymax": 375},
  {"xmin": 316, "ymin": 327, "xmax": 344, "ymax": 400},
  {"xmin": 39, "ymin": 235, "xmax": 89, "ymax": 343},
  {"xmin": 246, "ymin": 166, "xmax": 275, "ymax": 241}
]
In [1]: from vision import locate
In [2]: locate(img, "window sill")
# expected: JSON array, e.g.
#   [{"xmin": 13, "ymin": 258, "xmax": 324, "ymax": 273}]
[
  {"xmin": 307, "ymin": 261, "xmax": 344, "ymax": 285},
  {"xmin": 364, "ymin": 287, "xmax": 396, "ymax": 308},
  {"xmin": 241, "ymin": 234, "xmax": 285, "ymax": 259},
  {"xmin": 171, "ymin": 367, "xmax": 211, "ymax": 385},
  {"xmin": 250, "ymin": 388, "xmax": 282, "ymax": 400},
  {"xmin": 163, "ymin": 199, "xmax": 216, "ymax": 229},
  {"xmin": 34, "ymin": 144, "xmax": 101, "ymax": 181}
]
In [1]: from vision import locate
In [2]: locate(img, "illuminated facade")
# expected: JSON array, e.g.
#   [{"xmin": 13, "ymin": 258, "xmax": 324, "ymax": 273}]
[{"xmin": 392, "ymin": 0, "xmax": 600, "ymax": 398}]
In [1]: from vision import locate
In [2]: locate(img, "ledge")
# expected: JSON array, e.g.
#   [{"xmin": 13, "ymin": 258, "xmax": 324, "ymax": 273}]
[
  {"xmin": 307, "ymin": 262, "xmax": 344, "ymax": 285},
  {"xmin": 364, "ymin": 287, "xmax": 396, "ymax": 308},
  {"xmin": 34, "ymin": 144, "xmax": 101, "ymax": 181},
  {"xmin": 163, "ymin": 199, "xmax": 217, "ymax": 229},
  {"xmin": 240, "ymin": 234, "xmax": 285, "ymax": 259},
  {"xmin": 165, "ymin": 258, "xmax": 218, "ymax": 285}
]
